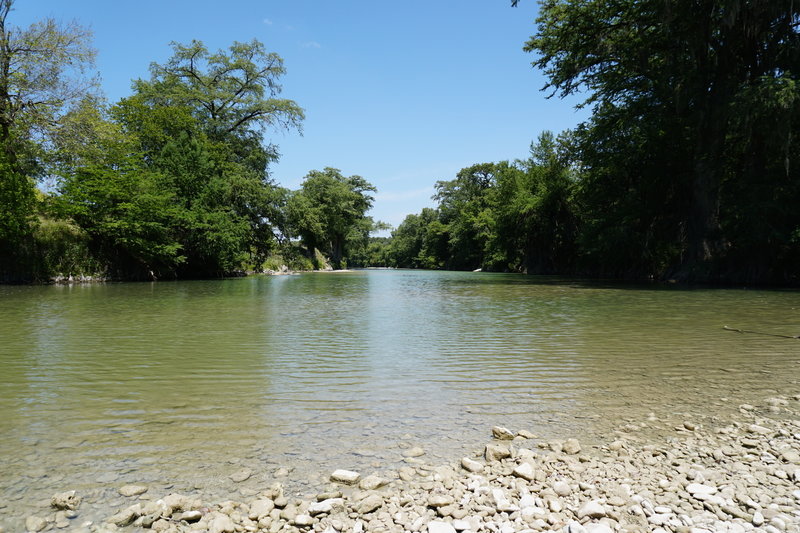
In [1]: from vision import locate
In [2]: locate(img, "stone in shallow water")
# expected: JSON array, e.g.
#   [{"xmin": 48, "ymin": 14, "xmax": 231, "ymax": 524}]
[
  {"xmin": 330, "ymin": 469, "xmax": 361, "ymax": 485},
  {"xmin": 491, "ymin": 426, "xmax": 515, "ymax": 440},
  {"xmin": 359, "ymin": 475, "xmax": 388, "ymax": 490},
  {"xmin": 230, "ymin": 468, "xmax": 252, "ymax": 482},
  {"xmin": 51, "ymin": 490, "xmax": 81, "ymax": 510},
  {"xmin": 119, "ymin": 485, "xmax": 148, "ymax": 497},
  {"xmin": 25, "ymin": 516, "xmax": 46, "ymax": 532},
  {"xmin": 402, "ymin": 446, "xmax": 425, "ymax": 458}
]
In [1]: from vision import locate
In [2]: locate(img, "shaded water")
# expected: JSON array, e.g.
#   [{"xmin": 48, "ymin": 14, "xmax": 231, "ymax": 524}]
[{"xmin": 1, "ymin": 270, "xmax": 798, "ymax": 527}]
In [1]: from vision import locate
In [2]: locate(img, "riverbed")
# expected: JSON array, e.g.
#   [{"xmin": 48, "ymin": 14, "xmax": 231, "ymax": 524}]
[{"xmin": 0, "ymin": 270, "xmax": 798, "ymax": 529}]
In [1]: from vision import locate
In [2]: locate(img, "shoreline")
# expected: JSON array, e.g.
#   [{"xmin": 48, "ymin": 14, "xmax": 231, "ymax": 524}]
[{"xmin": 13, "ymin": 395, "xmax": 800, "ymax": 533}]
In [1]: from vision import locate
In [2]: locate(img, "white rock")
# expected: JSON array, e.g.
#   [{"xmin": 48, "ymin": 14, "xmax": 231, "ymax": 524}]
[
  {"xmin": 577, "ymin": 500, "xmax": 606, "ymax": 519},
  {"xmin": 452, "ymin": 519, "xmax": 471, "ymax": 531},
  {"xmin": 402, "ymin": 446, "xmax": 425, "ymax": 458},
  {"xmin": 492, "ymin": 426, "xmax": 515, "ymax": 440},
  {"xmin": 330, "ymin": 469, "xmax": 361, "ymax": 485},
  {"xmin": 519, "ymin": 494, "xmax": 536, "ymax": 509},
  {"xmin": 309, "ymin": 498, "xmax": 344, "ymax": 516},
  {"xmin": 563, "ymin": 438, "xmax": 581, "ymax": 454},
  {"xmin": 25, "ymin": 516, "xmax": 46, "ymax": 533},
  {"xmin": 429, "ymin": 494, "xmax": 455, "ymax": 508},
  {"xmin": 461, "ymin": 457, "xmax": 484, "ymax": 473},
  {"xmin": 209, "ymin": 513, "xmax": 236, "ymax": 533},
  {"xmin": 585, "ymin": 524, "xmax": 614, "ymax": 533},
  {"xmin": 512, "ymin": 462, "xmax": 535, "ymax": 481},
  {"xmin": 553, "ymin": 481, "xmax": 571, "ymax": 496},
  {"xmin": 230, "ymin": 468, "xmax": 252, "ymax": 482},
  {"xmin": 753, "ymin": 511, "xmax": 765, "ymax": 526},
  {"xmin": 567, "ymin": 521, "xmax": 588, "ymax": 533},
  {"xmin": 428, "ymin": 521, "xmax": 457, "ymax": 533},
  {"xmin": 686, "ymin": 483, "xmax": 717, "ymax": 495},
  {"xmin": 491, "ymin": 488, "xmax": 519, "ymax": 512},
  {"xmin": 119, "ymin": 485, "xmax": 148, "ymax": 497},
  {"xmin": 485, "ymin": 443, "xmax": 512, "ymax": 462},
  {"xmin": 359, "ymin": 475, "xmax": 388, "ymax": 490},
  {"xmin": 249, "ymin": 498, "xmax": 275, "ymax": 519},
  {"xmin": 294, "ymin": 514, "xmax": 314, "ymax": 527}
]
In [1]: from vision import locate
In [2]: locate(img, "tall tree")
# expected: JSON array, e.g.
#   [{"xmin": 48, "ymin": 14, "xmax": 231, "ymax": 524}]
[
  {"xmin": 0, "ymin": 0, "xmax": 97, "ymax": 278},
  {"xmin": 288, "ymin": 167, "xmax": 376, "ymax": 269},
  {"xmin": 527, "ymin": 0, "xmax": 800, "ymax": 281}
]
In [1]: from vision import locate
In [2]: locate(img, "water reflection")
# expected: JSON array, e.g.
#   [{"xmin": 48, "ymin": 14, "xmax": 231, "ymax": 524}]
[{"xmin": 0, "ymin": 271, "xmax": 798, "ymax": 527}]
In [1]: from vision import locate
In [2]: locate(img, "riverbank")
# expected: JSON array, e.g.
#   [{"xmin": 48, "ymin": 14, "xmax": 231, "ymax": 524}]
[{"xmin": 16, "ymin": 394, "xmax": 799, "ymax": 533}]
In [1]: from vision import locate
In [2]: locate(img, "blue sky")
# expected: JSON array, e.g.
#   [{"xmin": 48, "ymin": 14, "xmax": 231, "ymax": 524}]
[{"xmin": 14, "ymin": 1, "xmax": 588, "ymax": 231}]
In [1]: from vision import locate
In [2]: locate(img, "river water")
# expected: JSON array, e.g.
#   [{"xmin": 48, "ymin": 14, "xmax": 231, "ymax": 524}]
[{"xmin": 0, "ymin": 270, "xmax": 798, "ymax": 528}]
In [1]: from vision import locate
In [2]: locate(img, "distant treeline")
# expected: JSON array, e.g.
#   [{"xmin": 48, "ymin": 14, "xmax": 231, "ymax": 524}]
[{"xmin": 354, "ymin": 2, "xmax": 800, "ymax": 285}]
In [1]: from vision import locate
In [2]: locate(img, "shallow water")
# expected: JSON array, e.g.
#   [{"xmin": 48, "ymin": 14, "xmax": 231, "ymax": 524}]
[{"xmin": 0, "ymin": 270, "xmax": 798, "ymax": 527}]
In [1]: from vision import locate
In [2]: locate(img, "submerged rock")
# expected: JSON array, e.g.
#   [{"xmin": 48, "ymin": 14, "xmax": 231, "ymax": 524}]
[
  {"xmin": 119, "ymin": 485, "xmax": 148, "ymax": 497},
  {"xmin": 25, "ymin": 516, "xmax": 46, "ymax": 532},
  {"xmin": 402, "ymin": 446, "xmax": 425, "ymax": 458},
  {"xmin": 51, "ymin": 490, "xmax": 81, "ymax": 510}
]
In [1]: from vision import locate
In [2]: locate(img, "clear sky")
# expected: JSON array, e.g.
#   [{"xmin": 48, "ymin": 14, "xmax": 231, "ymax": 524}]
[{"xmin": 13, "ymin": 0, "xmax": 588, "ymax": 231}]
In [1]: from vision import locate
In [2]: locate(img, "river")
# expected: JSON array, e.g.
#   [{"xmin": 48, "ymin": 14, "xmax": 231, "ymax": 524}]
[{"xmin": 0, "ymin": 270, "xmax": 798, "ymax": 528}]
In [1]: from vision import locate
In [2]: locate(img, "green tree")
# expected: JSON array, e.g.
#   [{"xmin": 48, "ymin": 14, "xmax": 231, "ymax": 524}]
[
  {"xmin": 527, "ymin": 0, "xmax": 800, "ymax": 282},
  {"xmin": 288, "ymin": 167, "xmax": 377, "ymax": 269},
  {"xmin": 0, "ymin": 0, "xmax": 97, "ymax": 278}
]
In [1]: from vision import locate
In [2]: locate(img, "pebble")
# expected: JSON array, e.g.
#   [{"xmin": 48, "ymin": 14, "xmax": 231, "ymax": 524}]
[
  {"xmin": 229, "ymin": 468, "xmax": 252, "ymax": 482},
  {"xmin": 403, "ymin": 447, "xmax": 425, "ymax": 458},
  {"xmin": 553, "ymin": 481, "xmax": 571, "ymax": 496},
  {"xmin": 51, "ymin": 490, "xmax": 81, "ymax": 510},
  {"xmin": 209, "ymin": 513, "xmax": 236, "ymax": 533},
  {"xmin": 577, "ymin": 500, "xmax": 606, "ymax": 519},
  {"xmin": 25, "ymin": 516, "xmax": 46, "ymax": 532},
  {"xmin": 331, "ymin": 469, "xmax": 361, "ymax": 485},
  {"xmin": 512, "ymin": 461, "xmax": 535, "ymax": 481},
  {"xmin": 359, "ymin": 475, "xmax": 388, "ymax": 490},
  {"xmin": 484, "ymin": 443, "xmax": 511, "ymax": 462},
  {"xmin": 429, "ymin": 494, "xmax": 454, "ymax": 507},
  {"xmin": 686, "ymin": 483, "xmax": 717, "ymax": 495},
  {"xmin": 563, "ymin": 438, "xmax": 581, "ymax": 455},
  {"xmin": 461, "ymin": 457, "xmax": 484, "ymax": 473},
  {"xmin": 119, "ymin": 485, "xmax": 148, "ymax": 497},
  {"xmin": 12, "ymin": 399, "xmax": 797, "ymax": 533},
  {"xmin": 428, "ymin": 521, "xmax": 457, "ymax": 533},
  {"xmin": 491, "ymin": 426, "xmax": 515, "ymax": 440},
  {"xmin": 356, "ymin": 494, "xmax": 383, "ymax": 514}
]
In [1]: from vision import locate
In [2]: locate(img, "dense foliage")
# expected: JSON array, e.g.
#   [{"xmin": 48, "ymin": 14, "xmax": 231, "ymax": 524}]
[
  {"xmin": 2, "ymin": 0, "xmax": 798, "ymax": 284},
  {"xmin": 360, "ymin": 1, "xmax": 800, "ymax": 284},
  {"xmin": 0, "ymin": 1, "xmax": 377, "ymax": 281}
]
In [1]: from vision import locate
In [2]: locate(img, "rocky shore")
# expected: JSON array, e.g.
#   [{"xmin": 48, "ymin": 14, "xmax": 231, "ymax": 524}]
[{"xmin": 14, "ymin": 395, "xmax": 800, "ymax": 533}]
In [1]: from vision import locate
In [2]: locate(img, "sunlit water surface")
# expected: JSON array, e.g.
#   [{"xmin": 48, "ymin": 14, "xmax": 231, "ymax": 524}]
[{"xmin": 1, "ymin": 270, "xmax": 798, "ymax": 527}]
